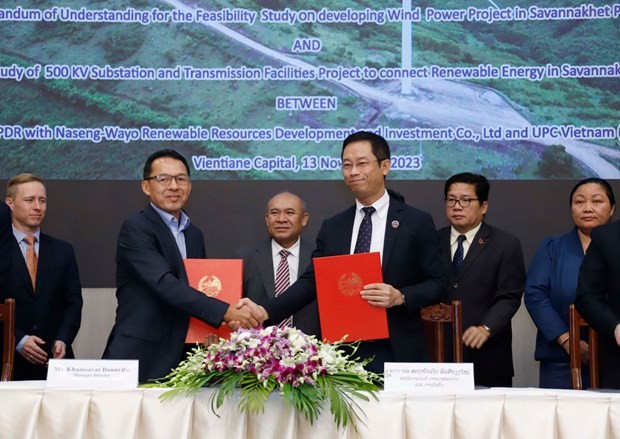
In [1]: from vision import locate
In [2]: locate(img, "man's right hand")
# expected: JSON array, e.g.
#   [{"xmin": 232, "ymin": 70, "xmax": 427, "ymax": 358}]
[{"xmin": 21, "ymin": 336, "xmax": 48, "ymax": 365}]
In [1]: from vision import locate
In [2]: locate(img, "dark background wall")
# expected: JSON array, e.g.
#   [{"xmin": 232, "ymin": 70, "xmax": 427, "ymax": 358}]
[{"xmin": 19, "ymin": 178, "xmax": 612, "ymax": 287}]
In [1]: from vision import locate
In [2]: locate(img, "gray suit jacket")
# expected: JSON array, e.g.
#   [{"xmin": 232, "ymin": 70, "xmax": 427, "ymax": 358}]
[{"xmin": 236, "ymin": 239, "xmax": 321, "ymax": 337}]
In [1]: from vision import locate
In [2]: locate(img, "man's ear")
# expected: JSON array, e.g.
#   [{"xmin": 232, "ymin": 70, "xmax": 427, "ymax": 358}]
[{"xmin": 141, "ymin": 180, "xmax": 150, "ymax": 197}]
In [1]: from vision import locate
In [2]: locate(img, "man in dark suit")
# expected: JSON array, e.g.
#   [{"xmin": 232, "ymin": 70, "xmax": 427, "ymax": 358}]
[
  {"xmin": 0, "ymin": 201, "xmax": 11, "ymax": 296},
  {"xmin": 576, "ymin": 221, "xmax": 620, "ymax": 388},
  {"xmin": 103, "ymin": 149, "xmax": 264, "ymax": 382},
  {"xmin": 236, "ymin": 191, "xmax": 320, "ymax": 337},
  {"xmin": 438, "ymin": 173, "xmax": 525, "ymax": 387},
  {"xmin": 3, "ymin": 173, "xmax": 83, "ymax": 380},
  {"xmin": 251, "ymin": 131, "xmax": 446, "ymax": 373}
]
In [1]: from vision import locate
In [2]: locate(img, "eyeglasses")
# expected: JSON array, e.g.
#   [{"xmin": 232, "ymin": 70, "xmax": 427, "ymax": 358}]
[
  {"xmin": 341, "ymin": 159, "xmax": 380, "ymax": 172},
  {"xmin": 445, "ymin": 197, "xmax": 479, "ymax": 207},
  {"xmin": 145, "ymin": 174, "xmax": 190, "ymax": 186}
]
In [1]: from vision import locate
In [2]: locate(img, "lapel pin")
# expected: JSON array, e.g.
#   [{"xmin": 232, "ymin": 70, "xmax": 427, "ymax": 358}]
[
  {"xmin": 391, "ymin": 220, "xmax": 399, "ymax": 229},
  {"xmin": 478, "ymin": 239, "xmax": 484, "ymax": 246}
]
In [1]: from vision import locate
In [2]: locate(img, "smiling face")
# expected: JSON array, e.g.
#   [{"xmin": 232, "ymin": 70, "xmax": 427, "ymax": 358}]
[
  {"xmin": 141, "ymin": 156, "xmax": 191, "ymax": 219},
  {"xmin": 445, "ymin": 182, "xmax": 488, "ymax": 234},
  {"xmin": 6, "ymin": 181, "xmax": 47, "ymax": 234},
  {"xmin": 571, "ymin": 182, "xmax": 615, "ymax": 234},
  {"xmin": 341, "ymin": 140, "xmax": 390, "ymax": 206},
  {"xmin": 265, "ymin": 192, "xmax": 308, "ymax": 248}
]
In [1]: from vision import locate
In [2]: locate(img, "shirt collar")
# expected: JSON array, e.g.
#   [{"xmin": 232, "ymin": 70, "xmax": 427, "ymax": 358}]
[
  {"xmin": 272, "ymin": 237, "xmax": 301, "ymax": 259},
  {"xmin": 12, "ymin": 226, "xmax": 41, "ymax": 243},
  {"xmin": 355, "ymin": 189, "xmax": 389, "ymax": 219},
  {"xmin": 150, "ymin": 202, "xmax": 190, "ymax": 231},
  {"xmin": 450, "ymin": 222, "xmax": 482, "ymax": 245}
]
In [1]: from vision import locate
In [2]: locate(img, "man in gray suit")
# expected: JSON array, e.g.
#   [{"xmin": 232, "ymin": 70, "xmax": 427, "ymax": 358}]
[{"xmin": 236, "ymin": 192, "xmax": 320, "ymax": 337}]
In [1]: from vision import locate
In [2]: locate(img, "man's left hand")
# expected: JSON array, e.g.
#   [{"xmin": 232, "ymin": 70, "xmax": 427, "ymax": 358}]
[
  {"xmin": 52, "ymin": 340, "xmax": 66, "ymax": 359},
  {"xmin": 463, "ymin": 325, "xmax": 491, "ymax": 349},
  {"xmin": 360, "ymin": 283, "xmax": 404, "ymax": 308}
]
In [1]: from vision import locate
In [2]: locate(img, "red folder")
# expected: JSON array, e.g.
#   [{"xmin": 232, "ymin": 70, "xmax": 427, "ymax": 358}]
[
  {"xmin": 313, "ymin": 252, "xmax": 389, "ymax": 342},
  {"xmin": 184, "ymin": 259, "xmax": 243, "ymax": 343}
]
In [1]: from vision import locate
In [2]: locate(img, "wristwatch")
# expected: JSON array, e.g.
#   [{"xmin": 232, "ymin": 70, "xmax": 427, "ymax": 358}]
[{"xmin": 481, "ymin": 325, "xmax": 492, "ymax": 336}]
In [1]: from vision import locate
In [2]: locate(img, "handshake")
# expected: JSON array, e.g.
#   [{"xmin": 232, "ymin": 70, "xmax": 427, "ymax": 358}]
[{"xmin": 223, "ymin": 298, "xmax": 269, "ymax": 329}]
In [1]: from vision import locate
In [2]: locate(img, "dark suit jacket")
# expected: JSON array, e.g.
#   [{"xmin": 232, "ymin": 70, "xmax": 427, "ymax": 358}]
[
  {"xmin": 264, "ymin": 198, "xmax": 446, "ymax": 363},
  {"xmin": 576, "ymin": 220, "xmax": 620, "ymax": 388},
  {"xmin": 2, "ymin": 232, "xmax": 83, "ymax": 380},
  {"xmin": 103, "ymin": 205, "xmax": 229, "ymax": 382},
  {"xmin": 236, "ymin": 239, "xmax": 320, "ymax": 337},
  {"xmin": 438, "ymin": 222, "xmax": 525, "ymax": 387},
  {"xmin": 0, "ymin": 202, "xmax": 11, "ymax": 296}
]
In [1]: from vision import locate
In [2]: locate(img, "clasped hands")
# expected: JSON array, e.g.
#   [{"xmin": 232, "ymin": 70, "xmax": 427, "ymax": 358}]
[
  {"xmin": 21, "ymin": 336, "xmax": 66, "ymax": 365},
  {"xmin": 223, "ymin": 298, "xmax": 268, "ymax": 330}
]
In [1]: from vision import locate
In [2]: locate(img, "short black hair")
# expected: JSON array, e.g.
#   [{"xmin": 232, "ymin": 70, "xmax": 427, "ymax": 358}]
[
  {"xmin": 341, "ymin": 131, "xmax": 391, "ymax": 163},
  {"xmin": 444, "ymin": 172, "xmax": 490, "ymax": 203},
  {"xmin": 569, "ymin": 178, "xmax": 616, "ymax": 207},
  {"xmin": 143, "ymin": 149, "xmax": 190, "ymax": 180}
]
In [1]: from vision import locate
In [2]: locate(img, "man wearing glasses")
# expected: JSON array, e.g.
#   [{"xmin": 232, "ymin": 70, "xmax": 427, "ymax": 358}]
[
  {"xmin": 103, "ymin": 149, "xmax": 263, "ymax": 382},
  {"xmin": 255, "ymin": 131, "xmax": 446, "ymax": 373},
  {"xmin": 438, "ymin": 172, "xmax": 525, "ymax": 387}
]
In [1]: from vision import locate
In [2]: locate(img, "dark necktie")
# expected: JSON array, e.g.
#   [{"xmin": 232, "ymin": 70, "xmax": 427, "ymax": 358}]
[
  {"xmin": 274, "ymin": 249, "xmax": 293, "ymax": 327},
  {"xmin": 452, "ymin": 235, "xmax": 466, "ymax": 274},
  {"xmin": 24, "ymin": 235, "xmax": 38, "ymax": 289},
  {"xmin": 354, "ymin": 206, "xmax": 376, "ymax": 254}
]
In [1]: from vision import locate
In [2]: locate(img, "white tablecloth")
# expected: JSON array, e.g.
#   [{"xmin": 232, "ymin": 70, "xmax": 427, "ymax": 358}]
[{"xmin": 0, "ymin": 383, "xmax": 618, "ymax": 439}]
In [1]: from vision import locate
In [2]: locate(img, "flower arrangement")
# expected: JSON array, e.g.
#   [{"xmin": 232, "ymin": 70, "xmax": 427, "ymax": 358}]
[{"xmin": 151, "ymin": 326, "xmax": 382, "ymax": 430}]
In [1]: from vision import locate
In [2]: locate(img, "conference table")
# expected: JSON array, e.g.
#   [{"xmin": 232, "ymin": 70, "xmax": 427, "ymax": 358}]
[{"xmin": 0, "ymin": 382, "xmax": 618, "ymax": 439}]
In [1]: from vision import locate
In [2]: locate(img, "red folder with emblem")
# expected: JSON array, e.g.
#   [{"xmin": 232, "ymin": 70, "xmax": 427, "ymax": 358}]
[
  {"xmin": 313, "ymin": 252, "xmax": 389, "ymax": 342},
  {"xmin": 184, "ymin": 259, "xmax": 243, "ymax": 343}
]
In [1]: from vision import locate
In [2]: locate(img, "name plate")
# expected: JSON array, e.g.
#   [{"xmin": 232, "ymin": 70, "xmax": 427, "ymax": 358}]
[
  {"xmin": 384, "ymin": 362, "xmax": 474, "ymax": 392},
  {"xmin": 46, "ymin": 359, "xmax": 139, "ymax": 389}
]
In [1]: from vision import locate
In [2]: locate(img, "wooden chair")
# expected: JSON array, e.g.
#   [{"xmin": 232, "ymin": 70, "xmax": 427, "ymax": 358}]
[
  {"xmin": 420, "ymin": 300, "xmax": 463, "ymax": 362},
  {"xmin": 569, "ymin": 304, "xmax": 599, "ymax": 390},
  {"xmin": 0, "ymin": 298, "xmax": 16, "ymax": 381}
]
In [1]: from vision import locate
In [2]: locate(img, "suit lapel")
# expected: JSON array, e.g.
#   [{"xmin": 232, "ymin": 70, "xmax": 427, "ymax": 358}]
[
  {"xmin": 299, "ymin": 239, "xmax": 312, "ymax": 274},
  {"xmin": 144, "ymin": 205, "xmax": 187, "ymax": 281},
  {"xmin": 382, "ymin": 200, "xmax": 402, "ymax": 272},
  {"xmin": 439, "ymin": 228, "xmax": 455, "ymax": 281},
  {"xmin": 457, "ymin": 222, "xmax": 491, "ymax": 279},
  {"xmin": 12, "ymin": 238, "xmax": 34, "ymax": 295},
  {"xmin": 184, "ymin": 226, "xmax": 201, "ymax": 259},
  {"xmin": 256, "ymin": 241, "xmax": 276, "ymax": 299},
  {"xmin": 35, "ymin": 233, "xmax": 51, "ymax": 294}
]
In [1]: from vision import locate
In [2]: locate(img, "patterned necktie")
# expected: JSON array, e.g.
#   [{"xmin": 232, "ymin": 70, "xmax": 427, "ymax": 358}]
[
  {"xmin": 274, "ymin": 249, "xmax": 293, "ymax": 327},
  {"xmin": 354, "ymin": 206, "xmax": 376, "ymax": 254},
  {"xmin": 24, "ymin": 235, "xmax": 38, "ymax": 289},
  {"xmin": 452, "ymin": 235, "xmax": 466, "ymax": 274}
]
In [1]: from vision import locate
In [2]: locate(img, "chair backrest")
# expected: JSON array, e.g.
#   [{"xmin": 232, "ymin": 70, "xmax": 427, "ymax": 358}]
[
  {"xmin": 569, "ymin": 304, "xmax": 599, "ymax": 390},
  {"xmin": 0, "ymin": 298, "xmax": 16, "ymax": 381},
  {"xmin": 420, "ymin": 300, "xmax": 463, "ymax": 362}
]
